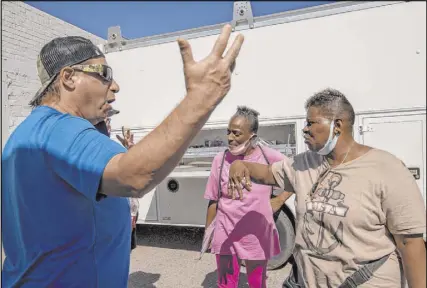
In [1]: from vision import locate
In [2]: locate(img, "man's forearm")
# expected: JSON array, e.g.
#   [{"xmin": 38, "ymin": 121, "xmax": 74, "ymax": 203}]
[
  {"xmin": 396, "ymin": 236, "xmax": 426, "ymax": 288},
  {"xmin": 118, "ymin": 92, "xmax": 217, "ymax": 195}
]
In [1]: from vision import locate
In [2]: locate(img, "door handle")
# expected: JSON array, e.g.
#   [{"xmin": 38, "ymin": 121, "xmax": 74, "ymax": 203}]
[{"xmin": 408, "ymin": 167, "xmax": 420, "ymax": 180}]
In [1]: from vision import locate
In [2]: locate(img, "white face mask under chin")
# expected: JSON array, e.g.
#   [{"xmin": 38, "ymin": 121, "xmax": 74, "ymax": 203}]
[{"xmin": 316, "ymin": 120, "xmax": 339, "ymax": 156}]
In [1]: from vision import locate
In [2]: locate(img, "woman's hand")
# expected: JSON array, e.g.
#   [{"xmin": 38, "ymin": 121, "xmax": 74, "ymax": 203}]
[
  {"xmin": 228, "ymin": 160, "xmax": 252, "ymax": 200},
  {"xmin": 270, "ymin": 191, "xmax": 293, "ymax": 213},
  {"xmin": 227, "ymin": 161, "xmax": 277, "ymax": 200}
]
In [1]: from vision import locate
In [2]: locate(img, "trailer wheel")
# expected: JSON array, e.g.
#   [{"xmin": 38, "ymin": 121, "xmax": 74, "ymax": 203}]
[
  {"xmin": 267, "ymin": 208, "xmax": 295, "ymax": 270},
  {"xmin": 241, "ymin": 208, "xmax": 295, "ymax": 270}
]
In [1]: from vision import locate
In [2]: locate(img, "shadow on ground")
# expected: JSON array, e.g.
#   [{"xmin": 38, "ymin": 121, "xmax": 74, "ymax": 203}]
[
  {"xmin": 136, "ymin": 225, "xmax": 204, "ymax": 252},
  {"xmin": 128, "ymin": 271, "xmax": 161, "ymax": 288},
  {"xmin": 201, "ymin": 270, "xmax": 250, "ymax": 288}
]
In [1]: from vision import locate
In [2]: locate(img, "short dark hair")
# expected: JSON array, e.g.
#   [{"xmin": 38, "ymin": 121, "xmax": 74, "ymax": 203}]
[
  {"xmin": 233, "ymin": 106, "xmax": 260, "ymax": 133},
  {"xmin": 305, "ymin": 88, "xmax": 355, "ymax": 125}
]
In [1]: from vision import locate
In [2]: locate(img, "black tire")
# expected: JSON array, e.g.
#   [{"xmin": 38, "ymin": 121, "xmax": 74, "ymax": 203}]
[
  {"xmin": 241, "ymin": 208, "xmax": 296, "ymax": 270},
  {"xmin": 267, "ymin": 208, "xmax": 295, "ymax": 270}
]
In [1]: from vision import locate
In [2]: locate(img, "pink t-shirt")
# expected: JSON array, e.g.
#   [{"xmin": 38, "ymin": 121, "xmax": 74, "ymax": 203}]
[{"xmin": 204, "ymin": 145, "xmax": 284, "ymax": 260}]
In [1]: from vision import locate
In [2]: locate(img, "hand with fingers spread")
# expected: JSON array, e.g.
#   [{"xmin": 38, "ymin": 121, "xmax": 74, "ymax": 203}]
[
  {"xmin": 177, "ymin": 24, "xmax": 244, "ymax": 105},
  {"xmin": 227, "ymin": 160, "xmax": 252, "ymax": 200},
  {"xmin": 116, "ymin": 128, "xmax": 135, "ymax": 149}
]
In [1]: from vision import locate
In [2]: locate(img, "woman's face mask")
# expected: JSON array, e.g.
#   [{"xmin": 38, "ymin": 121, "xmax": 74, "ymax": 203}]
[
  {"xmin": 316, "ymin": 120, "xmax": 339, "ymax": 156},
  {"xmin": 229, "ymin": 134, "xmax": 256, "ymax": 155}
]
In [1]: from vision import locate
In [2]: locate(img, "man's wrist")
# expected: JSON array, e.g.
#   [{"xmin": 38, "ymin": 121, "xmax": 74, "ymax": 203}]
[{"xmin": 185, "ymin": 88, "xmax": 221, "ymax": 112}]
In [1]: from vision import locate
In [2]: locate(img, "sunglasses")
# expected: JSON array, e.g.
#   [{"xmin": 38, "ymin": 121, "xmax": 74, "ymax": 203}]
[{"xmin": 72, "ymin": 64, "xmax": 113, "ymax": 82}]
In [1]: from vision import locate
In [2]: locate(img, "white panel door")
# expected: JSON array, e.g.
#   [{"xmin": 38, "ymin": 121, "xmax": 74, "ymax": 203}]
[{"xmin": 360, "ymin": 113, "xmax": 426, "ymax": 205}]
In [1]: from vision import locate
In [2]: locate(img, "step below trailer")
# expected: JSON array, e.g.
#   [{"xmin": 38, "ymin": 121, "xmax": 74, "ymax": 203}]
[{"xmin": 100, "ymin": 1, "xmax": 426, "ymax": 269}]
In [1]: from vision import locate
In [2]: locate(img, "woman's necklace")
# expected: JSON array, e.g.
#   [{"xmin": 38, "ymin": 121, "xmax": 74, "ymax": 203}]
[
  {"xmin": 310, "ymin": 141, "xmax": 356, "ymax": 197},
  {"xmin": 329, "ymin": 140, "xmax": 355, "ymax": 168}
]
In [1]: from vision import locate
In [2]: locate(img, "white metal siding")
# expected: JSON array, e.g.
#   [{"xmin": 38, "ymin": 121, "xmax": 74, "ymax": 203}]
[{"xmin": 105, "ymin": 2, "xmax": 426, "ymax": 129}]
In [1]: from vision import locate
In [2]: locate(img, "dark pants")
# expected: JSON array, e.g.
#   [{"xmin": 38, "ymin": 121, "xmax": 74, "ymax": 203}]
[
  {"xmin": 131, "ymin": 212, "xmax": 138, "ymax": 251},
  {"xmin": 131, "ymin": 227, "xmax": 137, "ymax": 250}
]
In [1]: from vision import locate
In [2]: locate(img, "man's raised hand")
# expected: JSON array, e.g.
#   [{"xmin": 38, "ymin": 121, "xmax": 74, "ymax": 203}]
[{"xmin": 177, "ymin": 24, "xmax": 244, "ymax": 105}]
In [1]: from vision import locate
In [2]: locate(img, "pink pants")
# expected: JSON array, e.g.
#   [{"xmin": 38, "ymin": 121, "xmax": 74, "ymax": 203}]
[{"xmin": 216, "ymin": 254, "xmax": 268, "ymax": 288}]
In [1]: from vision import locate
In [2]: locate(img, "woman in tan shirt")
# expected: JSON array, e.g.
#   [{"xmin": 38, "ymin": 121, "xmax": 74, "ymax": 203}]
[{"xmin": 227, "ymin": 88, "xmax": 426, "ymax": 288}]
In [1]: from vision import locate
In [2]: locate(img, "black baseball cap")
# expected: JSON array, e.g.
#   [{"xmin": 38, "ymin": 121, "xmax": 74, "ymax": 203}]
[{"xmin": 29, "ymin": 36, "xmax": 105, "ymax": 107}]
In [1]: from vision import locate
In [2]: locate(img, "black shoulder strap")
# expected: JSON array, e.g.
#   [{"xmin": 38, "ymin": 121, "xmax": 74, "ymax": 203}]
[
  {"xmin": 258, "ymin": 145, "xmax": 270, "ymax": 165},
  {"xmin": 258, "ymin": 145, "xmax": 275, "ymax": 197},
  {"xmin": 338, "ymin": 252, "xmax": 392, "ymax": 288},
  {"xmin": 216, "ymin": 149, "xmax": 228, "ymax": 211}
]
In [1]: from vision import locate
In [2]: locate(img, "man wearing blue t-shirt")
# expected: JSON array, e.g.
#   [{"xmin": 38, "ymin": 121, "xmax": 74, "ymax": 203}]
[
  {"xmin": 95, "ymin": 115, "xmax": 140, "ymax": 252},
  {"xmin": 2, "ymin": 25, "xmax": 244, "ymax": 287}
]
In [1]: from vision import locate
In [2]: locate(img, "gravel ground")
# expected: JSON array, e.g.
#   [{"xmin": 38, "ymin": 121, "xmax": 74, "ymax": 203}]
[
  {"xmin": 128, "ymin": 225, "xmax": 291, "ymax": 288},
  {"xmin": 2, "ymin": 226, "xmax": 291, "ymax": 288}
]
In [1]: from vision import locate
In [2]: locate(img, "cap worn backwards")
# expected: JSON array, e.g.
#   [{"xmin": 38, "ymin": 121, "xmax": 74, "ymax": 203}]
[{"xmin": 30, "ymin": 36, "xmax": 105, "ymax": 107}]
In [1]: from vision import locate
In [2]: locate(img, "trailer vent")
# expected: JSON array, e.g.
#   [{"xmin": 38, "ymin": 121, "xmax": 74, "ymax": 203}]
[{"xmin": 167, "ymin": 179, "xmax": 180, "ymax": 193}]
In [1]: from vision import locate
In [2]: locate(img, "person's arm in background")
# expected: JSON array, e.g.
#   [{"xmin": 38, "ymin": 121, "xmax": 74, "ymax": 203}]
[
  {"xmin": 117, "ymin": 128, "xmax": 135, "ymax": 150},
  {"xmin": 383, "ymin": 160, "xmax": 426, "ymax": 288},
  {"xmin": 100, "ymin": 25, "xmax": 244, "ymax": 198}
]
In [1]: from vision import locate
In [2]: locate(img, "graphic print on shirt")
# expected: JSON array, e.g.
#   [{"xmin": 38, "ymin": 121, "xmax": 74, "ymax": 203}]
[{"xmin": 302, "ymin": 171, "xmax": 349, "ymax": 255}]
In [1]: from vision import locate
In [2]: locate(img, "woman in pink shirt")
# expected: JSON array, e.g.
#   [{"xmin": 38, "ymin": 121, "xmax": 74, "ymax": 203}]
[{"xmin": 204, "ymin": 106, "xmax": 286, "ymax": 288}]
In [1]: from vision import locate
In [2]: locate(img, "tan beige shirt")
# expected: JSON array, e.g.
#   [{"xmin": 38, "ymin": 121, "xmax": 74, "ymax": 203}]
[{"xmin": 272, "ymin": 148, "xmax": 426, "ymax": 288}]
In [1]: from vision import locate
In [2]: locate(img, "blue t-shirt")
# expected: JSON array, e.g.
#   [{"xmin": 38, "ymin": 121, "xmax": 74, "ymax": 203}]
[{"xmin": 1, "ymin": 106, "xmax": 131, "ymax": 288}]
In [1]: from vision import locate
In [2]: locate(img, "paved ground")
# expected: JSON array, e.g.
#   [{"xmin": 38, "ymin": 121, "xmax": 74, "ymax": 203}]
[
  {"xmin": 128, "ymin": 225, "xmax": 291, "ymax": 288},
  {"xmin": 2, "ymin": 226, "xmax": 291, "ymax": 287}
]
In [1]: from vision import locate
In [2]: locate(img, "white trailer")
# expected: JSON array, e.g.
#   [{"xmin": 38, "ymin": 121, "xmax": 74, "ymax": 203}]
[{"xmin": 100, "ymin": 1, "xmax": 426, "ymax": 269}]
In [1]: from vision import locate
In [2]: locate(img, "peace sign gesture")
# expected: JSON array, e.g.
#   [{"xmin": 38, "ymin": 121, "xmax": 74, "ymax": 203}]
[{"xmin": 178, "ymin": 24, "xmax": 244, "ymax": 105}]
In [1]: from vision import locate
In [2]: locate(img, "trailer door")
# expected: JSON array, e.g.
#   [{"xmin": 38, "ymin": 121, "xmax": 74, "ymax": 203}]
[{"xmin": 360, "ymin": 113, "xmax": 426, "ymax": 205}]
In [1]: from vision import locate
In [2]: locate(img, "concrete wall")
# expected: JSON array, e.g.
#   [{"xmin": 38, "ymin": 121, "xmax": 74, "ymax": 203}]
[{"xmin": 1, "ymin": 1, "xmax": 106, "ymax": 135}]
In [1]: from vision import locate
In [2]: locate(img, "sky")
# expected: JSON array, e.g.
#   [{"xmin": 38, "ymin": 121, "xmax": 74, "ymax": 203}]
[{"xmin": 26, "ymin": 1, "xmax": 334, "ymax": 40}]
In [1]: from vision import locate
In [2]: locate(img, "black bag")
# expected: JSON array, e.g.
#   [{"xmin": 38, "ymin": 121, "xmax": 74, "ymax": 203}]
[
  {"xmin": 282, "ymin": 259, "xmax": 304, "ymax": 288},
  {"xmin": 282, "ymin": 253, "xmax": 391, "ymax": 287}
]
